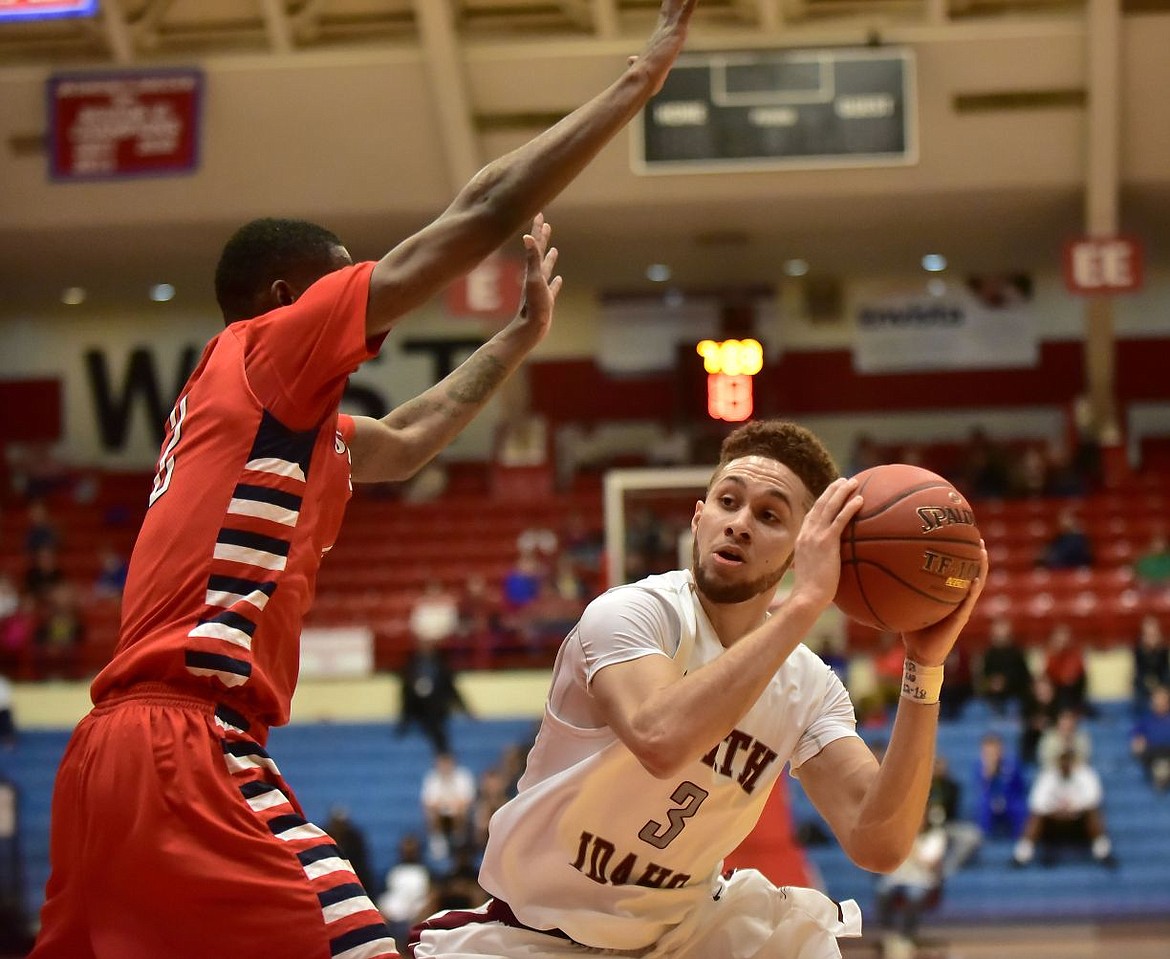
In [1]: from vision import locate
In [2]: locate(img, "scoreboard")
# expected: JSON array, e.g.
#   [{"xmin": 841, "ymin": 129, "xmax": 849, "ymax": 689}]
[{"xmin": 632, "ymin": 47, "xmax": 916, "ymax": 174}]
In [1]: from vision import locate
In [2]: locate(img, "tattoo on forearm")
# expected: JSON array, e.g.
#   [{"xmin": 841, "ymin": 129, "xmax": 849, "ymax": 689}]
[{"xmin": 447, "ymin": 354, "xmax": 506, "ymax": 406}]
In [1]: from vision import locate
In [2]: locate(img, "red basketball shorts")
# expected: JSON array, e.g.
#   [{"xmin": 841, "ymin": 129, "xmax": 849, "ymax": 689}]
[{"xmin": 29, "ymin": 686, "xmax": 400, "ymax": 959}]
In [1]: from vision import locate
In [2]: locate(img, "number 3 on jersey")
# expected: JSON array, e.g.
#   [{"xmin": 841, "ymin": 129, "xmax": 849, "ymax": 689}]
[
  {"xmin": 638, "ymin": 781, "xmax": 709, "ymax": 850},
  {"xmin": 149, "ymin": 395, "xmax": 188, "ymax": 507}
]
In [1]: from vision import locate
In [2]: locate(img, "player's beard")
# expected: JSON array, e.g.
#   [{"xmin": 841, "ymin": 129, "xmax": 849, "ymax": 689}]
[{"xmin": 691, "ymin": 539, "xmax": 790, "ymax": 605}]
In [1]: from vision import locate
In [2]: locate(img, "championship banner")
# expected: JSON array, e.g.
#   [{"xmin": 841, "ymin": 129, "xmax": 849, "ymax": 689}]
[
  {"xmin": 852, "ymin": 276, "xmax": 1036, "ymax": 373},
  {"xmin": 48, "ymin": 69, "xmax": 203, "ymax": 180}
]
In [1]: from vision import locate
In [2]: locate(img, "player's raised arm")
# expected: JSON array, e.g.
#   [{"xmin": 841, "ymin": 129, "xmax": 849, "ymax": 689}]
[
  {"xmin": 364, "ymin": 0, "xmax": 698, "ymax": 338},
  {"xmin": 349, "ymin": 214, "xmax": 561, "ymax": 483}
]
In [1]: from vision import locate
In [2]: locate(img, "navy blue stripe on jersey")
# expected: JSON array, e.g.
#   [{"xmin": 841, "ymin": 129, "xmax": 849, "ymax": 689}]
[
  {"xmin": 298, "ymin": 843, "xmax": 343, "ymax": 868},
  {"xmin": 214, "ymin": 702, "xmax": 251, "ymax": 733},
  {"xmin": 207, "ymin": 574, "xmax": 278, "ymax": 598},
  {"xmin": 216, "ymin": 528, "xmax": 291, "ymax": 557},
  {"xmin": 198, "ymin": 609, "xmax": 257, "ymax": 638},
  {"xmin": 223, "ymin": 740, "xmax": 273, "ymax": 761},
  {"xmin": 267, "ymin": 813, "xmax": 309, "ymax": 836},
  {"xmin": 330, "ymin": 922, "xmax": 396, "ymax": 957},
  {"xmin": 232, "ymin": 482, "xmax": 303, "ymax": 511},
  {"xmin": 318, "ymin": 882, "xmax": 368, "ymax": 909},
  {"xmin": 239, "ymin": 780, "xmax": 276, "ymax": 800},
  {"xmin": 185, "ymin": 650, "xmax": 252, "ymax": 677},
  {"xmin": 248, "ymin": 410, "xmax": 318, "ymax": 477}
]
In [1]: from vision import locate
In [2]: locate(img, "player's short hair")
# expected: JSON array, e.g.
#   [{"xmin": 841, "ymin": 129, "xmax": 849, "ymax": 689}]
[
  {"xmin": 214, "ymin": 217, "xmax": 343, "ymax": 323},
  {"xmin": 713, "ymin": 419, "xmax": 839, "ymax": 501}
]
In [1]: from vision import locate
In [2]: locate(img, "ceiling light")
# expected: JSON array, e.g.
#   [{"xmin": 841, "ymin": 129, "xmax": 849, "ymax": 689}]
[
  {"xmin": 921, "ymin": 254, "xmax": 947, "ymax": 273},
  {"xmin": 61, "ymin": 287, "xmax": 86, "ymax": 305},
  {"xmin": 646, "ymin": 263, "xmax": 671, "ymax": 283},
  {"xmin": 783, "ymin": 258, "xmax": 809, "ymax": 277},
  {"xmin": 150, "ymin": 283, "xmax": 176, "ymax": 302}
]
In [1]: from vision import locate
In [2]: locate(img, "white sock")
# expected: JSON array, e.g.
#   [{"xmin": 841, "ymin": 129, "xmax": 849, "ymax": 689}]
[
  {"xmin": 1092, "ymin": 835, "xmax": 1112, "ymax": 860},
  {"xmin": 1014, "ymin": 838, "xmax": 1034, "ymax": 863}
]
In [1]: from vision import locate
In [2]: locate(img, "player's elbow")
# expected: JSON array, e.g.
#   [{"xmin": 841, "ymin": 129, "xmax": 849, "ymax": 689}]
[
  {"xmin": 846, "ymin": 836, "xmax": 911, "ymax": 875},
  {"xmin": 625, "ymin": 728, "xmax": 696, "ymax": 780}
]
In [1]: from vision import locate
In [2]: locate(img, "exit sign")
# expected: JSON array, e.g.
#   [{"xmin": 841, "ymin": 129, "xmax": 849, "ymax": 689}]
[{"xmin": 1063, "ymin": 236, "xmax": 1144, "ymax": 294}]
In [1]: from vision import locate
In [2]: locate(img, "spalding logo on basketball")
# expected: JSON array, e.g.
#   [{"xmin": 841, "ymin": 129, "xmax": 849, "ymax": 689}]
[{"xmin": 834, "ymin": 463, "xmax": 981, "ymax": 633}]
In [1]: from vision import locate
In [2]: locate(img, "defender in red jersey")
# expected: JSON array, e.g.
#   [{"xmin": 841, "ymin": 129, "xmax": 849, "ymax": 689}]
[{"xmin": 30, "ymin": 4, "xmax": 699, "ymax": 957}]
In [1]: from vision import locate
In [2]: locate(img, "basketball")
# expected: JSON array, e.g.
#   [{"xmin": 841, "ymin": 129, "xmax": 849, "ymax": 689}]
[{"xmin": 834, "ymin": 463, "xmax": 982, "ymax": 632}]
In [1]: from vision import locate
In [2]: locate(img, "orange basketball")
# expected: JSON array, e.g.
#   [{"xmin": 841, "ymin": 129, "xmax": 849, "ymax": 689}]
[{"xmin": 834, "ymin": 464, "xmax": 982, "ymax": 632}]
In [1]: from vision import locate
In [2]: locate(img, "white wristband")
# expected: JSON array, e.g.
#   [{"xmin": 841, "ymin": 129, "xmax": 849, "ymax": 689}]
[{"xmin": 901, "ymin": 659, "xmax": 944, "ymax": 705}]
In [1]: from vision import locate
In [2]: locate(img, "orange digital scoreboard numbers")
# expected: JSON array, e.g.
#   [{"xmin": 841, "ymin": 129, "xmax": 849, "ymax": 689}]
[{"xmin": 696, "ymin": 338, "xmax": 763, "ymax": 423}]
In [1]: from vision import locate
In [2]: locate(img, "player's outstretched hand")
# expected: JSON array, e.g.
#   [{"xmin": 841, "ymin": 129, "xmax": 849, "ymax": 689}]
[
  {"xmin": 514, "ymin": 212, "xmax": 562, "ymax": 344},
  {"xmin": 789, "ymin": 477, "xmax": 863, "ymax": 611},
  {"xmin": 901, "ymin": 541, "xmax": 990, "ymax": 667},
  {"xmin": 630, "ymin": 0, "xmax": 699, "ymax": 94}
]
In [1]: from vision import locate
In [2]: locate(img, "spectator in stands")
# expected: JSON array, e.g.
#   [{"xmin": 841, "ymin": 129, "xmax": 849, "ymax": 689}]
[
  {"xmin": 516, "ymin": 524, "xmax": 558, "ymax": 560},
  {"xmin": 397, "ymin": 623, "xmax": 471, "ymax": 755},
  {"xmin": 929, "ymin": 755, "xmax": 981, "ymax": 875},
  {"xmin": 1019, "ymin": 674, "xmax": 1061, "ymax": 766},
  {"xmin": 0, "ymin": 595, "xmax": 36, "ymax": 678},
  {"xmin": 496, "ymin": 412, "xmax": 549, "ymax": 468},
  {"xmin": 501, "ymin": 549, "xmax": 545, "ymax": 616},
  {"xmin": 516, "ymin": 577, "xmax": 589, "ymax": 661},
  {"xmin": 958, "ymin": 427, "xmax": 1011, "ymax": 499},
  {"xmin": 1036, "ymin": 508, "xmax": 1094, "ymax": 570},
  {"xmin": 939, "ymin": 641, "xmax": 975, "ymax": 721},
  {"xmin": 430, "ymin": 844, "xmax": 488, "ymax": 914},
  {"xmin": 377, "ymin": 833, "xmax": 433, "ymax": 948},
  {"xmin": 623, "ymin": 505, "xmax": 672, "ymax": 580},
  {"xmin": 559, "ymin": 510, "xmax": 604, "ymax": 591},
  {"xmin": 1133, "ymin": 530, "xmax": 1170, "ymax": 588},
  {"xmin": 34, "ymin": 581, "xmax": 84, "ymax": 680},
  {"xmin": 324, "ymin": 805, "xmax": 376, "ymax": 895},
  {"xmin": 0, "ymin": 574, "xmax": 18, "ymax": 625},
  {"xmin": 873, "ymin": 808, "xmax": 947, "ymax": 959},
  {"xmin": 972, "ymin": 732, "xmax": 1029, "ymax": 842},
  {"xmin": 1010, "ymin": 445, "xmax": 1049, "ymax": 499},
  {"xmin": 1037, "ymin": 708, "xmax": 1092, "ymax": 770},
  {"xmin": 1043, "ymin": 443, "xmax": 1090, "ymax": 498},
  {"xmin": 469, "ymin": 766, "xmax": 511, "ymax": 856},
  {"xmin": 23, "ymin": 545, "xmax": 64, "ymax": 605},
  {"xmin": 978, "ymin": 616, "xmax": 1033, "ymax": 716},
  {"xmin": 1012, "ymin": 748, "xmax": 1115, "ymax": 868},
  {"xmin": 408, "ymin": 579, "xmax": 459, "ymax": 647},
  {"xmin": 873, "ymin": 631, "xmax": 907, "ymax": 718},
  {"xmin": 92, "ymin": 545, "xmax": 129, "ymax": 600},
  {"xmin": 456, "ymin": 574, "xmax": 504, "ymax": 668},
  {"xmin": 22, "ymin": 499, "xmax": 60, "ymax": 555},
  {"xmin": 1131, "ymin": 685, "xmax": 1170, "ymax": 792},
  {"xmin": 0, "ymin": 672, "xmax": 16, "ymax": 749},
  {"xmin": 845, "ymin": 432, "xmax": 883, "ymax": 477},
  {"xmin": 420, "ymin": 751, "xmax": 477, "ymax": 864},
  {"xmin": 1042, "ymin": 623, "xmax": 1088, "ymax": 715},
  {"xmin": 1133, "ymin": 614, "xmax": 1170, "ymax": 717}
]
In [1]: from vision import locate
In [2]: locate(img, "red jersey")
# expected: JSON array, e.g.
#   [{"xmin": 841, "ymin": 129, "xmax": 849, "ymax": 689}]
[{"xmin": 91, "ymin": 261, "xmax": 381, "ymax": 728}]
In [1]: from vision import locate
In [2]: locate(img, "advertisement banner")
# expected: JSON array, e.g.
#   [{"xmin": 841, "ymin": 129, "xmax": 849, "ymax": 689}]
[
  {"xmin": 48, "ymin": 69, "xmax": 203, "ymax": 180},
  {"xmin": 852, "ymin": 276, "xmax": 1036, "ymax": 373}
]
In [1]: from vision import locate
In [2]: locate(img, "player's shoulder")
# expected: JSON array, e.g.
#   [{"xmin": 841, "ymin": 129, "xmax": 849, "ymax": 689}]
[{"xmin": 588, "ymin": 569, "xmax": 692, "ymax": 612}]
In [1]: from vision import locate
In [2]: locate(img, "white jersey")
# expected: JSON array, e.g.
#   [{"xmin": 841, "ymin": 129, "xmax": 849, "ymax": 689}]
[{"xmin": 478, "ymin": 569, "xmax": 859, "ymax": 952}]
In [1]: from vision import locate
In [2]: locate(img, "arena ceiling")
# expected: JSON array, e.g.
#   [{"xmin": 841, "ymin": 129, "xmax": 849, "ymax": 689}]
[{"xmin": 2, "ymin": 0, "xmax": 1169, "ymax": 312}]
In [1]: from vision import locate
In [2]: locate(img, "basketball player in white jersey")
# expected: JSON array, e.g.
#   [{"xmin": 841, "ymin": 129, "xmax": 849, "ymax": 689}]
[{"xmin": 408, "ymin": 419, "xmax": 987, "ymax": 959}]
